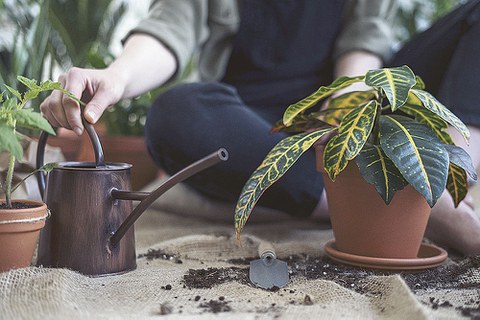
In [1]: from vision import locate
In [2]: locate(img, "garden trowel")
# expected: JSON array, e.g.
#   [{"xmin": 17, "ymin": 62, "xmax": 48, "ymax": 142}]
[{"xmin": 249, "ymin": 241, "xmax": 289, "ymax": 289}]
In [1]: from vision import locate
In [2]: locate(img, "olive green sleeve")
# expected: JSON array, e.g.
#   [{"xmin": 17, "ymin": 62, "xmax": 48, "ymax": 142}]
[
  {"xmin": 334, "ymin": 0, "xmax": 398, "ymax": 62},
  {"xmin": 122, "ymin": 0, "xmax": 209, "ymax": 82}
]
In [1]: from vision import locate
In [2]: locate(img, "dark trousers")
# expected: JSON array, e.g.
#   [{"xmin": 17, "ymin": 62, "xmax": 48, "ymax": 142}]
[{"xmin": 145, "ymin": 1, "xmax": 480, "ymax": 217}]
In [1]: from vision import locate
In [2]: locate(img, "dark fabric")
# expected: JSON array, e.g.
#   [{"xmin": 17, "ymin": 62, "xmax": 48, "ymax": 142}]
[
  {"xmin": 145, "ymin": 0, "xmax": 347, "ymax": 217},
  {"xmin": 223, "ymin": 0, "xmax": 346, "ymax": 111},
  {"xmin": 389, "ymin": 0, "xmax": 480, "ymax": 126},
  {"xmin": 145, "ymin": 82, "xmax": 322, "ymax": 216}
]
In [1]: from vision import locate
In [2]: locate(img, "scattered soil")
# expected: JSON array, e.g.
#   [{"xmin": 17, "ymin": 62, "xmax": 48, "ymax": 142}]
[
  {"xmin": 183, "ymin": 254, "xmax": 480, "ymax": 317},
  {"xmin": 183, "ymin": 267, "xmax": 249, "ymax": 289},
  {"xmin": 138, "ymin": 249, "xmax": 183, "ymax": 264},
  {"xmin": 0, "ymin": 202, "xmax": 38, "ymax": 210},
  {"xmin": 199, "ymin": 298, "xmax": 232, "ymax": 313}
]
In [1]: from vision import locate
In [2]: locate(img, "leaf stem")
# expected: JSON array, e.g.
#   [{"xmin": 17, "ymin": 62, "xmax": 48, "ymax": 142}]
[{"xmin": 5, "ymin": 154, "xmax": 15, "ymax": 208}]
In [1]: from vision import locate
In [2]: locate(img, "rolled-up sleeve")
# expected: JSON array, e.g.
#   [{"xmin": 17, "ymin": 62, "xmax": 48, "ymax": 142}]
[
  {"xmin": 334, "ymin": 0, "xmax": 398, "ymax": 62},
  {"xmin": 123, "ymin": 0, "xmax": 209, "ymax": 81}
]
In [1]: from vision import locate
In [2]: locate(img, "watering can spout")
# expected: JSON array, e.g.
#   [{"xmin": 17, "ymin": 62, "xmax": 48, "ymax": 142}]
[{"xmin": 108, "ymin": 148, "xmax": 228, "ymax": 247}]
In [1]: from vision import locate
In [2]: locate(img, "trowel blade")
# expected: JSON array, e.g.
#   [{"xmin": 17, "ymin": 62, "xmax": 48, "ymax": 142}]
[{"xmin": 249, "ymin": 258, "xmax": 289, "ymax": 289}]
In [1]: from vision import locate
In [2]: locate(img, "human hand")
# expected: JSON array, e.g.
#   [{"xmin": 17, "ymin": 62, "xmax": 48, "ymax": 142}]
[{"xmin": 40, "ymin": 67, "xmax": 126, "ymax": 136}]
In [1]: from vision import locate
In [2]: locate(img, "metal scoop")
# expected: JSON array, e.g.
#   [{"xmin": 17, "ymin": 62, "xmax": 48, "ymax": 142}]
[{"xmin": 249, "ymin": 241, "xmax": 289, "ymax": 289}]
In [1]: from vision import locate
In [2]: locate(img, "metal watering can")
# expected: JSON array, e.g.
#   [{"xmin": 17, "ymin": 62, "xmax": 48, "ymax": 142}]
[{"xmin": 35, "ymin": 122, "xmax": 228, "ymax": 276}]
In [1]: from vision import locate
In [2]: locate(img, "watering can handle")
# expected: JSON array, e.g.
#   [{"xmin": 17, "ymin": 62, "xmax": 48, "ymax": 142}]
[
  {"xmin": 36, "ymin": 120, "xmax": 106, "ymax": 198},
  {"xmin": 108, "ymin": 148, "xmax": 229, "ymax": 248}
]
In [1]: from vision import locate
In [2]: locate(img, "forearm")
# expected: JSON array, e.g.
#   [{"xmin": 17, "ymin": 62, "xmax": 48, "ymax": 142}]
[
  {"xmin": 108, "ymin": 33, "xmax": 177, "ymax": 99},
  {"xmin": 334, "ymin": 50, "xmax": 382, "ymax": 78}
]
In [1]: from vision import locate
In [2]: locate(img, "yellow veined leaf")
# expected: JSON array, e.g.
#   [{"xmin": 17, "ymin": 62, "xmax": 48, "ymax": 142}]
[
  {"xmin": 410, "ymin": 89, "xmax": 470, "ymax": 143},
  {"xmin": 324, "ymin": 90, "xmax": 376, "ymax": 125},
  {"xmin": 323, "ymin": 101, "xmax": 378, "ymax": 180},
  {"xmin": 379, "ymin": 115, "xmax": 449, "ymax": 207},
  {"xmin": 282, "ymin": 75, "xmax": 364, "ymax": 126},
  {"xmin": 234, "ymin": 127, "xmax": 336, "ymax": 239},
  {"xmin": 365, "ymin": 65, "xmax": 416, "ymax": 111}
]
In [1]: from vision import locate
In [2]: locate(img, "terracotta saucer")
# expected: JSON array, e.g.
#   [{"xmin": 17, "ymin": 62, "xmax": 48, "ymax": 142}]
[{"xmin": 324, "ymin": 239, "xmax": 448, "ymax": 271}]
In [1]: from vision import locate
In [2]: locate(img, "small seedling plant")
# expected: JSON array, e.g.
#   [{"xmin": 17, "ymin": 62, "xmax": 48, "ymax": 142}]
[{"xmin": 0, "ymin": 76, "xmax": 79, "ymax": 208}]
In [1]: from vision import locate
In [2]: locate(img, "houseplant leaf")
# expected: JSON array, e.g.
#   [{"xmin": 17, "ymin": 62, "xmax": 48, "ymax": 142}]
[
  {"xmin": 446, "ymin": 163, "xmax": 468, "ymax": 207},
  {"xmin": 13, "ymin": 109, "xmax": 56, "ymax": 135},
  {"xmin": 365, "ymin": 65, "xmax": 416, "ymax": 111},
  {"xmin": 444, "ymin": 144, "xmax": 478, "ymax": 181},
  {"xmin": 282, "ymin": 75, "xmax": 364, "ymax": 126},
  {"xmin": 234, "ymin": 127, "xmax": 335, "ymax": 238},
  {"xmin": 324, "ymin": 91, "xmax": 376, "ymax": 125},
  {"xmin": 323, "ymin": 101, "xmax": 378, "ymax": 180},
  {"xmin": 355, "ymin": 144, "xmax": 408, "ymax": 204},
  {"xmin": 0, "ymin": 122, "xmax": 23, "ymax": 159},
  {"xmin": 271, "ymin": 112, "xmax": 329, "ymax": 134},
  {"xmin": 379, "ymin": 115, "xmax": 449, "ymax": 207},
  {"xmin": 410, "ymin": 89, "xmax": 470, "ymax": 142}
]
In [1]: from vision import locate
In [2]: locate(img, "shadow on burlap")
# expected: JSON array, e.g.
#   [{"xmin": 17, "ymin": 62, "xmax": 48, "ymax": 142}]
[{"xmin": 1, "ymin": 174, "xmax": 479, "ymax": 319}]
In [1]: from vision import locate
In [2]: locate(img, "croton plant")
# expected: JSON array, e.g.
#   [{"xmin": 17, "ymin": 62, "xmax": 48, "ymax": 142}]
[{"xmin": 234, "ymin": 65, "xmax": 477, "ymax": 238}]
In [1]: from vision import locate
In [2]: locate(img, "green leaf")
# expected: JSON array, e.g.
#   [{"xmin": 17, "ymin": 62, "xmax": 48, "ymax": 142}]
[
  {"xmin": 11, "ymin": 163, "xmax": 58, "ymax": 193},
  {"xmin": 379, "ymin": 115, "xmax": 449, "ymax": 207},
  {"xmin": 323, "ymin": 101, "xmax": 378, "ymax": 180},
  {"xmin": 13, "ymin": 109, "xmax": 56, "ymax": 135},
  {"xmin": 365, "ymin": 65, "xmax": 416, "ymax": 111},
  {"xmin": 446, "ymin": 163, "xmax": 468, "ymax": 208},
  {"xmin": 4, "ymin": 84, "xmax": 22, "ymax": 101},
  {"xmin": 355, "ymin": 144, "xmax": 408, "ymax": 204},
  {"xmin": 271, "ymin": 112, "xmax": 331, "ymax": 134},
  {"xmin": 324, "ymin": 90, "xmax": 376, "ymax": 125},
  {"xmin": 282, "ymin": 75, "xmax": 364, "ymax": 126},
  {"xmin": 413, "ymin": 75, "xmax": 425, "ymax": 90},
  {"xmin": 234, "ymin": 128, "xmax": 336, "ymax": 238},
  {"xmin": 444, "ymin": 144, "xmax": 478, "ymax": 181},
  {"xmin": 410, "ymin": 89, "xmax": 470, "ymax": 143},
  {"xmin": 0, "ymin": 122, "xmax": 23, "ymax": 159}
]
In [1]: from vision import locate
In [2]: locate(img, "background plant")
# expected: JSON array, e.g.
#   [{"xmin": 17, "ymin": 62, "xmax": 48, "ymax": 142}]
[{"xmin": 0, "ymin": 76, "xmax": 78, "ymax": 208}]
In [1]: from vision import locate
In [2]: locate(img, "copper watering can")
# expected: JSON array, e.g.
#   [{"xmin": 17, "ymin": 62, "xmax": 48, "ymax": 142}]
[{"xmin": 35, "ymin": 122, "xmax": 228, "ymax": 276}]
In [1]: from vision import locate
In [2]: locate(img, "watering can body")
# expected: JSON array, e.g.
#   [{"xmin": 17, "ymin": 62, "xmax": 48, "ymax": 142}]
[
  {"xmin": 36, "ymin": 122, "xmax": 228, "ymax": 276},
  {"xmin": 37, "ymin": 162, "xmax": 137, "ymax": 276}
]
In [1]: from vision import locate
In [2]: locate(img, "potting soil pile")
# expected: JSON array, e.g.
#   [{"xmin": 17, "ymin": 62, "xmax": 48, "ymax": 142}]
[{"xmin": 1, "ymin": 173, "xmax": 480, "ymax": 319}]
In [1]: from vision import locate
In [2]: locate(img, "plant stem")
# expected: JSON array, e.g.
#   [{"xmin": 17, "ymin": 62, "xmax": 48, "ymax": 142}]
[
  {"xmin": 372, "ymin": 101, "xmax": 383, "ymax": 145},
  {"xmin": 5, "ymin": 154, "xmax": 15, "ymax": 208}
]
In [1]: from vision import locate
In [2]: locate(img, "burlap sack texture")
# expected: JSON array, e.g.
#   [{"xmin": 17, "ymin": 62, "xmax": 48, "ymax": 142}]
[{"xmin": 1, "ymin": 159, "xmax": 479, "ymax": 319}]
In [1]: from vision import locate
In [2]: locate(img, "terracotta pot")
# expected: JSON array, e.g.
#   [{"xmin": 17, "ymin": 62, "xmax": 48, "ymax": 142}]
[
  {"xmin": 0, "ymin": 200, "xmax": 48, "ymax": 272},
  {"xmin": 315, "ymin": 145, "xmax": 432, "ymax": 259}
]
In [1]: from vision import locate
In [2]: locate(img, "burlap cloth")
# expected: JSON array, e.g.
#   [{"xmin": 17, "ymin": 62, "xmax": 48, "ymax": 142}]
[{"xmin": 1, "ymin": 172, "xmax": 479, "ymax": 319}]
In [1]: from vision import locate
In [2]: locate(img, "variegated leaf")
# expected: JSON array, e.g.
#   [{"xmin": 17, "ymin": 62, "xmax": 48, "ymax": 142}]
[
  {"xmin": 234, "ymin": 128, "xmax": 336, "ymax": 238},
  {"xmin": 379, "ymin": 115, "xmax": 449, "ymax": 207},
  {"xmin": 444, "ymin": 144, "xmax": 478, "ymax": 181},
  {"xmin": 401, "ymin": 102, "xmax": 473, "ymax": 204},
  {"xmin": 355, "ymin": 144, "xmax": 407, "ymax": 204},
  {"xmin": 283, "ymin": 75, "xmax": 364, "ymax": 126},
  {"xmin": 411, "ymin": 89, "xmax": 470, "ymax": 143},
  {"xmin": 413, "ymin": 75, "xmax": 425, "ymax": 90},
  {"xmin": 365, "ymin": 65, "xmax": 416, "ymax": 111},
  {"xmin": 324, "ymin": 91, "xmax": 376, "ymax": 125},
  {"xmin": 400, "ymin": 103, "xmax": 449, "ymax": 136},
  {"xmin": 323, "ymin": 101, "xmax": 378, "ymax": 180},
  {"xmin": 446, "ymin": 163, "xmax": 468, "ymax": 207},
  {"xmin": 271, "ymin": 111, "xmax": 330, "ymax": 134}
]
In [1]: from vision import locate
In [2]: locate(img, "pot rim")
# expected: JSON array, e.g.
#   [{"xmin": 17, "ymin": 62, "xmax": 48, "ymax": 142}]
[{"xmin": 53, "ymin": 161, "xmax": 132, "ymax": 171}]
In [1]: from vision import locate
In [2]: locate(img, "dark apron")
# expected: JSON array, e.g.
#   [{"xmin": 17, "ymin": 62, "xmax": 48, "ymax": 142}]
[{"xmin": 223, "ymin": 0, "xmax": 346, "ymax": 117}]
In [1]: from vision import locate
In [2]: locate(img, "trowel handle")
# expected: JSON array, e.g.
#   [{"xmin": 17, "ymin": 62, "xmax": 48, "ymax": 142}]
[{"xmin": 258, "ymin": 241, "xmax": 276, "ymax": 260}]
